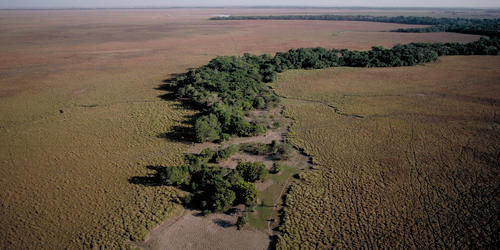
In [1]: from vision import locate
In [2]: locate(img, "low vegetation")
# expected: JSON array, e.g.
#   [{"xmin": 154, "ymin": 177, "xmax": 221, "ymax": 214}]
[
  {"xmin": 212, "ymin": 15, "xmax": 500, "ymax": 37},
  {"xmin": 239, "ymin": 140, "xmax": 293, "ymax": 160},
  {"xmin": 273, "ymin": 56, "xmax": 500, "ymax": 249},
  {"xmin": 3, "ymin": 9, "xmax": 494, "ymax": 249}
]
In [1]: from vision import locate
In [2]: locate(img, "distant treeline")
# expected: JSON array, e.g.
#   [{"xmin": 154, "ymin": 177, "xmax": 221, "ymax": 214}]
[
  {"xmin": 210, "ymin": 15, "xmax": 500, "ymax": 37},
  {"xmin": 166, "ymin": 37, "xmax": 500, "ymax": 142}
]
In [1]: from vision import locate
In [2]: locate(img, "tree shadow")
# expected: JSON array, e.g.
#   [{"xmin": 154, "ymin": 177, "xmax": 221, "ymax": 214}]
[
  {"xmin": 155, "ymin": 74, "xmax": 206, "ymax": 144},
  {"xmin": 128, "ymin": 165, "xmax": 165, "ymax": 187},
  {"xmin": 157, "ymin": 126, "xmax": 195, "ymax": 143},
  {"xmin": 213, "ymin": 219, "xmax": 234, "ymax": 228},
  {"xmin": 224, "ymin": 207, "xmax": 241, "ymax": 215}
]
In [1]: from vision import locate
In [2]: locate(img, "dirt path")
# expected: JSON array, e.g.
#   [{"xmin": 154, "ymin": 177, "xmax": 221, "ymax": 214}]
[{"xmin": 134, "ymin": 209, "xmax": 270, "ymax": 250}]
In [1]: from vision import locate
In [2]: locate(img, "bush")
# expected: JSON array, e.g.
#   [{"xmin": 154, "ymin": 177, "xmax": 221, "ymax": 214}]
[
  {"xmin": 236, "ymin": 162, "xmax": 268, "ymax": 182},
  {"xmin": 194, "ymin": 114, "xmax": 222, "ymax": 142},
  {"xmin": 236, "ymin": 215, "xmax": 248, "ymax": 230},
  {"xmin": 232, "ymin": 179, "xmax": 258, "ymax": 206},
  {"xmin": 220, "ymin": 133, "xmax": 231, "ymax": 141},
  {"xmin": 207, "ymin": 178, "xmax": 236, "ymax": 212},
  {"xmin": 271, "ymin": 143, "xmax": 294, "ymax": 160},
  {"xmin": 239, "ymin": 143, "xmax": 271, "ymax": 155},
  {"xmin": 158, "ymin": 166, "xmax": 191, "ymax": 187},
  {"xmin": 213, "ymin": 145, "xmax": 239, "ymax": 163},
  {"xmin": 270, "ymin": 162, "xmax": 283, "ymax": 174}
]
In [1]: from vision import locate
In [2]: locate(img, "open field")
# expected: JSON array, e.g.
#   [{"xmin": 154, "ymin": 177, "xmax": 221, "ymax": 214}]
[
  {"xmin": 0, "ymin": 8, "xmax": 491, "ymax": 248},
  {"xmin": 273, "ymin": 56, "xmax": 500, "ymax": 248},
  {"xmin": 134, "ymin": 208, "xmax": 270, "ymax": 250}
]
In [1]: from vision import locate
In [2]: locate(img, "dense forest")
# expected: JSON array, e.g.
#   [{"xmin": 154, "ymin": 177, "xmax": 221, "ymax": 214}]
[
  {"xmin": 166, "ymin": 37, "xmax": 500, "ymax": 143},
  {"xmin": 210, "ymin": 15, "xmax": 500, "ymax": 37}
]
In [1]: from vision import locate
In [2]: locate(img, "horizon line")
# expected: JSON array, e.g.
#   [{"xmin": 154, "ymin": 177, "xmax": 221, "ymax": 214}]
[{"xmin": 1, "ymin": 6, "xmax": 500, "ymax": 11}]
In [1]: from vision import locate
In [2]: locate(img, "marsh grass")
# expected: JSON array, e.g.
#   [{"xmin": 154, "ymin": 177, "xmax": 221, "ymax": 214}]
[{"xmin": 274, "ymin": 56, "xmax": 500, "ymax": 249}]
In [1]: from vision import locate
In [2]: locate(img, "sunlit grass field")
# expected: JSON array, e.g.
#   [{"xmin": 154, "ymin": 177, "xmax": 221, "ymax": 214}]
[
  {"xmin": 0, "ymin": 8, "xmax": 490, "ymax": 249},
  {"xmin": 273, "ymin": 56, "xmax": 500, "ymax": 249}
]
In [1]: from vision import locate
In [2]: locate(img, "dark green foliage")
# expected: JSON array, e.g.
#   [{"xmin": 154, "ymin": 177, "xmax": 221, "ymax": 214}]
[
  {"xmin": 211, "ymin": 15, "xmax": 500, "ymax": 37},
  {"xmin": 158, "ymin": 166, "xmax": 191, "ymax": 186},
  {"xmin": 155, "ymin": 150, "xmax": 263, "ymax": 213},
  {"xmin": 213, "ymin": 145, "xmax": 239, "ymax": 163},
  {"xmin": 236, "ymin": 215, "xmax": 248, "ymax": 230},
  {"xmin": 232, "ymin": 117, "xmax": 267, "ymax": 137},
  {"xmin": 271, "ymin": 38, "xmax": 499, "ymax": 72},
  {"xmin": 271, "ymin": 143, "xmax": 294, "ymax": 161},
  {"xmin": 168, "ymin": 54, "xmax": 280, "ymax": 142},
  {"xmin": 166, "ymin": 31, "xmax": 499, "ymax": 144},
  {"xmin": 237, "ymin": 141, "xmax": 295, "ymax": 161},
  {"xmin": 236, "ymin": 162, "xmax": 268, "ymax": 182},
  {"xmin": 194, "ymin": 114, "xmax": 221, "ymax": 142},
  {"xmin": 232, "ymin": 178, "xmax": 258, "ymax": 206},
  {"xmin": 199, "ymin": 148, "xmax": 216, "ymax": 161},
  {"xmin": 206, "ymin": 177, "xmax": 236, "ymax": 212},
  {"xmin": 270, "ymin": 162, "xmax": 283, "ymax": 174},
  {"xmin": 239, "ymin": 143, "xmax": 271, "ymax": 155}
]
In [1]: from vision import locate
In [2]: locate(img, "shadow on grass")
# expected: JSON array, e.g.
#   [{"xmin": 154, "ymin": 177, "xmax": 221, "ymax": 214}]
[
  {"xmin": 155, "ymin": 75, "xmax": 206, "ymax": 144},
  {"xmin": 128, "ymin": 166, "xmax": 165, "ymax": 187}
]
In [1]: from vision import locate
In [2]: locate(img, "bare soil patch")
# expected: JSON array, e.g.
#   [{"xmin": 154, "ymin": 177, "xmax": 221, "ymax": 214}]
[{"xmin": 135, "ymin": 209, "xmax": 270, "ymax": 250}]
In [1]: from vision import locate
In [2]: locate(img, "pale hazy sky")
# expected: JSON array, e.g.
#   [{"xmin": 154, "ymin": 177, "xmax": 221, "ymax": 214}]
[{"xmin": 1, "ymin": 0, "xmax": 499, "ymax": 9}]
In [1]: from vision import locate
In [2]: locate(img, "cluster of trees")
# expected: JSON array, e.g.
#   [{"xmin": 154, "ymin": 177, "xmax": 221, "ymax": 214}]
[
  {"xmin": 211, "ymin": 15, "xmax": 500, "ymax": 37},
  {"xmin": 169, "ymin": 54, "xmax": 280, "ymax": 142},
  {"xmin": 158, "ymin": 148, "xmax": 270, "ymax": 213},
  {"xmin": 239, "ymin": 141, "xmax": 294, "ymax": 160},
  {"xmin": 156, "ymin": 143, "xmax": 294, "ymax": 213}
]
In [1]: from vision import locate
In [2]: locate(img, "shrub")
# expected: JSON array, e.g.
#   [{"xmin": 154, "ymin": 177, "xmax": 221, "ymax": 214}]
[
  {"xmin": 220, "ymin": 133, "xmax": 231, "ymax": 141},
  {"xmin": 236, "ymin": 215, "xmax": 248, "ymax": 230},
  {"xmin": 270, "ymin": 162, "xmax": 283, "ymax": 174},
  {"xmin": 271, "ymin": 143, "xmax": 293, "ymax": 160},
  {"xmin": 236, "ymin": 162, "xmax": 268, "ymax": 182},
  {"xmin": 194, "ymin": 114, "xmax": 222, "ymax": 142},
  {"xmin": 158, "ymin": 166, "xmax": 191, "ymax": 187},
  {"xmin": 232, "ymin": 179, "xmax": 258, "ymax": 206},
  {"xmin": 207, "ymin": 178, "xmax": 236, "ymax": 212},
  {"xmin": 239, "ymin": 143, "xmax": 271, "ymax": 155},
  {"xmin": 213, "ymin": 145, "xmax": 239, "ymax": 163}
]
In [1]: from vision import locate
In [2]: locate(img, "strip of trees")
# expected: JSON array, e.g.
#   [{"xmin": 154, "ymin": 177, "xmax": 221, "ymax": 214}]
[
  {"xmin": 210, "ymin": 15, "xmax": 500, "ymax": 37},
  {"xmin": 167, "ymin": 37, "xmax": 499, "ymax": 142},
  {"xmin": 157, "ymin": 18, "xmax": 500, "ymax": 216}
]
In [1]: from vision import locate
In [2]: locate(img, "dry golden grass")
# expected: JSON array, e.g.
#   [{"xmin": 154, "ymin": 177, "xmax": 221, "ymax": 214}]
[
  {"xmin": 0, "ymin": 8, "xmax": 490, "ymax": 249},
  {"xmin": 272, "ymin": 56, "xmax": 500, "ymax": 249}
]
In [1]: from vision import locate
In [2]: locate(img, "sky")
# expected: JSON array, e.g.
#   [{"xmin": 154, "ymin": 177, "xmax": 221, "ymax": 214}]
[{"xmin": 1, "ymin": 0, "xmax": 499, "ymax": 9}]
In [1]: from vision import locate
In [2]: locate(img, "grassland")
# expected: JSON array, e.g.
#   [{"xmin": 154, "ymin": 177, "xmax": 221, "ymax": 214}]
[
  {"xmin": 0, "ymin": 8, "xmax": 490, "ymax": 249},
  {"xmin": 272, "ymin": 56, "xmax": 500, "ymax": 248}
]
